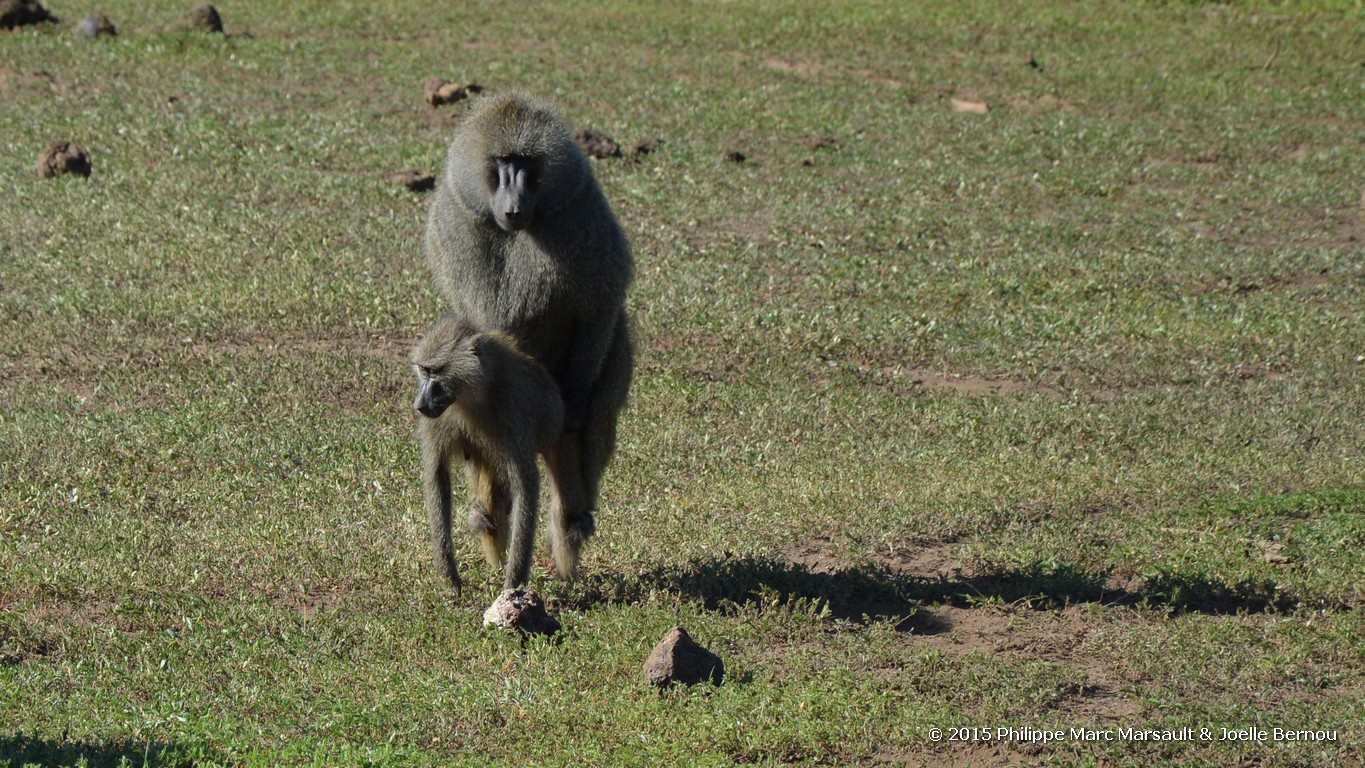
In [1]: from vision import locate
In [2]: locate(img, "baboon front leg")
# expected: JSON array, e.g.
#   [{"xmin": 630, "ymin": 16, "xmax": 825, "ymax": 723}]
[
  {"xmin": 422, "ymin": 441, "xmax": 461, "ymax": 596},
  {"xmin": 502, "ymin": 457, "xmax": 541, "ymax": 589},
  {"xmin": 463, "ymin": 454, "xmax": 510, "ymax": 567}
]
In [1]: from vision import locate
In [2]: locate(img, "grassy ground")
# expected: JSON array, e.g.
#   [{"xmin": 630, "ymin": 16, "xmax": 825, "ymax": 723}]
[{"xmin": 2, "ymin": 1, "xmax": 1363, "ymax": 766}]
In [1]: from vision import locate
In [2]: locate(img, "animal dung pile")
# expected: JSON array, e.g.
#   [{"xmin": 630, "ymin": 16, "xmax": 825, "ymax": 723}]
[
  {"xmin": 482, "ymin": 589, "xmax": 561, "ymax": 637},
  {"xmin": 424, "ymin": 78, "xmax": 483, "ymax": 107},
  {"xmin": 629, "ymin": 137, "xmax": 660, "ymax": 159},
  {"xmin": 74, "ymin": 12, "xmax": 116, "ymax": 37},
  {"xmin": 643, "ymin": 626, "xmax": 725, "ymax": 687},
  {"xmin": 37, "ymin": 141, "xmax": 92, "ymax": 179},
  {"xmin": 178, "ymin": 4, "xmax": 222, "ymax": 33},
  {"xmin": 424, "ymin": 78, "xmax": 467, "ymax": 107},
  {"xmin": 802, "ymin": 135, "xmax": 839, "ymax": 151},
  {"xmin": 575, "ymin": 128, "xmax": 622, "ymax": 160},
  {"xmin": 576, "ymin": 131, "xmax": 664, "ymax": 162},
  {"xmin": 387, "ymin": 169, "xmax": 436, "ymax": 192},
  {"xmin": 0, "ymin": 0, "xmax": 56, "ymax": 29}
]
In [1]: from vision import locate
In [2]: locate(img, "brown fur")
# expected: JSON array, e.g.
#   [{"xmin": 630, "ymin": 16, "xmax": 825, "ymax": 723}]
[
  {"xmin": 411, "ymin": 314, "xmax": 566, "ymax": 592},
  {"xmin": 423, "ymin": 93, "xmax": 634, "ymax": 580}
]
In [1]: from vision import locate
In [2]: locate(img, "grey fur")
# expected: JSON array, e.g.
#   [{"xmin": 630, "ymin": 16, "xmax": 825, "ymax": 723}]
[{"xmin": 422, "ymin": 93, "xmax": 634, "ymax": 580}]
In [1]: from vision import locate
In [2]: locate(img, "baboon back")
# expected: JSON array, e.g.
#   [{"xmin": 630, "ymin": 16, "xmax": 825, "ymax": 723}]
[{"xmin": 423, "ymin": 93, "xmax": 633, "ymax": 392}]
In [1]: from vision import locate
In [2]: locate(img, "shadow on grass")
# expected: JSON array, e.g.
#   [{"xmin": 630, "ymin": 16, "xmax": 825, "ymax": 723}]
[
  {"xmin": 571, "ymin": 553, "xmax": 1300, "ymax": 625},
  {"xmin": 0, "ymin": 734, "xmax": 219, "ymax": 768}
]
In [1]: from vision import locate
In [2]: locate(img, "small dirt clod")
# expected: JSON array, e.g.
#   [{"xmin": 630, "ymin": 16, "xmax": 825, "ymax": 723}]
[{"xmin": 37, "ymin": 141, "xmax": 92, "ymax": 179}]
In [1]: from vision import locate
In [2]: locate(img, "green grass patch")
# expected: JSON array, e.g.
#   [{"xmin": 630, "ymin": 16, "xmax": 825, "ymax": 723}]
[{"xmin": 3, "ymin": 1, "xmax": 1363, "ymax": 766}]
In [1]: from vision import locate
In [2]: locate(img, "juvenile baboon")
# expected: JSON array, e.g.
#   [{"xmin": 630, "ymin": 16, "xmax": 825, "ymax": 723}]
[
  {"xmin": 411, "ymin": 313, "xmax": 570, "ymax": 593},
  {"xmin": 423, "ymin": 92, "xmax": 634, "ymax": 579}
]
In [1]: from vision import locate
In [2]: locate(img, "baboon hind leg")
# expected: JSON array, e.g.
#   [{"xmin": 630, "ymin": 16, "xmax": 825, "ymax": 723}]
[
  {"xmin": 464, "ymin": 454, "xmax": 511, "ymax": 568},
  {"xmin": 580, "ymin": 317, "xmax": 633, "ymax": 507},
  {"xmin": 549, "ymin": 319, "xmax": 632, "ymax": 579},
  {"xmin": 546, "ymin": 437, "xmax": 591, "ymax": 580}
]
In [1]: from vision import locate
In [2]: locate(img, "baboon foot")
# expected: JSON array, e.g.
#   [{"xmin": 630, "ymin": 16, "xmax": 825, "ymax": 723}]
[
  {"xmin": 466, "ymin": 500, "xmax": 496, "ymax": 534},
  {"xmin": 566, "ymin": 509, "xmax": 596, "ymax": 543},
  {"xmin": 467, "ymin": 501, "xmax": 504, "ymax": 567},
  {"xmin": 551, "ymin": 510, "xmax": 596, "ymax": 580}
]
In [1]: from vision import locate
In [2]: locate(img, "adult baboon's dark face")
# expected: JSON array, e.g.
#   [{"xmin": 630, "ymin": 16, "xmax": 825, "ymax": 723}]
[{"xmin": 490, "ymin": 155, "xmax": 537, "ymax": 232}]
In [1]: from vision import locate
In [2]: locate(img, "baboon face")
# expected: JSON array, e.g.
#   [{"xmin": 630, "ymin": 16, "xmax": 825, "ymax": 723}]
[
  {"xmin": 411, "ymin": 320, "xmax": 486, "ymax": 419},
  {"xmin": 489, "ymin": 154, "xmax": 539, "ymax": 232},
  {"xmin": 446, "ymin": 93, "xmax": 587, "ymax": 233},
  {"xmin": 413, "ymin": 364, "xmax": 456, "ymax": 419}
]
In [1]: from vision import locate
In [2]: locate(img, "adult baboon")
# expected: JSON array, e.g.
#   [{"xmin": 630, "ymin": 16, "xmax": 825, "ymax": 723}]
[
  {"xmin": 411, "ymin": 313, "xmax": 570, "ymax": 593},
  {"xmin": 423, "ymin": 92, "xmax": 633, "ymax": 580}
]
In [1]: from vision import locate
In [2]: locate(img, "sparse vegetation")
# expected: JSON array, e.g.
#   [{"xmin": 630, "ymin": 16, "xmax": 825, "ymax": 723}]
[{"xmin": 2, "ymin": 1, "xmax": 1363, "ymax": 766}]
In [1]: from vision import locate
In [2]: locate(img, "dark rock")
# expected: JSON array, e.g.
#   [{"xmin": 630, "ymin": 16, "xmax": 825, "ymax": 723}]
[
  {"xmin": 37, "ymin": 141, "xmax": 92, "ymax": 179},
  {"xmin": 1, "ymin": 0, "xmax": 57, "ymax": 29},
  {"xmin": 482, "ymin": 589, "xmax": 561, "ymax": 637},
  {"xmin": 644, "ymin": 627, "xmax": 724, "ymax": 687}
]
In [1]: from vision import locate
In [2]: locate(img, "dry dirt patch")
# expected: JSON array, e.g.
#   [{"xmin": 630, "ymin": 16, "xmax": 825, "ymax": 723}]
[
  {"xmin": 761, "ymin": 56, "xmax": 903, "ymax": 89},
  {"xmin": 877, "ymin": 742, "xmax": 1035, "ymax": 767},
  {"xmin": 17, "ymin": 327, "xmax": 413, "ymax": 414},
  {"xmin": 1186, "ymin": 269, "xmax": 1332, "ymax": 297},
  {"xmin": 901, "ymin": 368, "xmax": 1060, "ymax": 398},
  {"xmin": 784, "ymin": 538, "xmax": 1140, "ymax": 722}
]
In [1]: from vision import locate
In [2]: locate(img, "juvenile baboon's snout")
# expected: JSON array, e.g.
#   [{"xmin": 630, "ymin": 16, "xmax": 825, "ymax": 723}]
[{"xmin": 414, "ymin": 376, "xmax": 453, "ymax": 419}]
